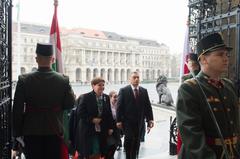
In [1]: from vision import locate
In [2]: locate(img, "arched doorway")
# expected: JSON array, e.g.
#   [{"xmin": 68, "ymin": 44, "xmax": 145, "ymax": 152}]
[
  {"xmin": 114, "ymin": 69, "xmax": 119, "ymax": 84},
  {"xmin": 127, "ymin": 69, "xmax": 131, "ymax": 79},
  {"xmin": 121, "ymin": 69, "xmax": 125, "ymax": 83},
  {"xmin": 76, "ymin": 68, "xmax": 82, "ymax": 82},
  {"xmin": 107, "ymin": 68, "xmax": 113, "ymax": 83},
  {"xmin": 86, "ymin": 68, "xmax": 91, "ymax": 82},
  {"xmin": 100, "ymin": 68, "xmax": 105, "ymax": 79},
  {"xmin": 152, "ymin": 70, "xmax": 155, "ymax": 80},
  {"xmin": 157, "ymin": 70, "xmax": 161, "ymax": 77},
  {"xmin": 146, "ymin": 69, "xmax": 150, "ymax": 80},
  {"xmin": 93, "ymin": 68, "xmax": 99, "ymax": 78}
]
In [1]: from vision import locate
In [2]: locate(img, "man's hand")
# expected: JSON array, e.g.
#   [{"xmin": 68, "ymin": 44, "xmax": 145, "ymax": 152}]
[
  {"xmin": 147, "ymin": 120, "xmax": 154, "ymax": 133},
  {"xmin": 92, "ymin": 117, "xmax": 102, "ymax": 124},
  {"xmin": 116, "ymin": 122, "xmax": 123, "ymax": 129}
]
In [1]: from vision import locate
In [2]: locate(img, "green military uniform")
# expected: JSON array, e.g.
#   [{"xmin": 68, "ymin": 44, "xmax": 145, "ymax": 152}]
[
  {"xmin": 13, "ymin": 67, "xmax": 75, "ymax": 137},
  {"xmin": 177, "ymin": 71, "xmax": 240, "ymax": 159},
  {"xmin": 181, "ymin": 70, "xmax": 199, "ymax": 82}
]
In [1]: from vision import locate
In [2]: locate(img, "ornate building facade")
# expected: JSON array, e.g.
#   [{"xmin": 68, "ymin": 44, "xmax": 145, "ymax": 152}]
[{"xmin": 12, "ymin": 22, "xmax": 172, "ymax": 83}]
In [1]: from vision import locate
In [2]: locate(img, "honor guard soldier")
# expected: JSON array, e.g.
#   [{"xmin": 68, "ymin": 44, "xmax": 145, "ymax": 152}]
[
  {"xmin": 177, "ymin": 33, "xmax": 240, "ymax": 159},
  {"xmin": 181, "ymin": 53, "xmax": 200, "ymax": 82},
  {"xmin": 12, "ymin": 43, "xmax": 75, "ymax": 159}
]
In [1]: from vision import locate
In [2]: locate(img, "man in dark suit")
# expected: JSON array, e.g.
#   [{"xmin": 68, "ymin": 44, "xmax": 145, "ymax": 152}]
[
  {"xmin": 116, "ymin": 71, "xmax": 154, "ymax": 159},
  {"xmin": 12, "ymin": 43, "xmax": 75, "ymax": 159}
]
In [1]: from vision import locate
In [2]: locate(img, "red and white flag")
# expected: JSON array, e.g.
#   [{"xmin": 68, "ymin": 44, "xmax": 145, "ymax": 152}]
[
  {"xmin": 179, "ymin": 22, "xmax": 192, "ymax": 82},
  {"xmin": 177, "ymin": 21, "xmax": 192, "ymax": 154},
  {"xmin": 50, "ymin": 0, "xmax": 63, "ymax": 73},
  {"xmin": 49, "ymin": 1, "xmax": 68, "ymax": 159}
]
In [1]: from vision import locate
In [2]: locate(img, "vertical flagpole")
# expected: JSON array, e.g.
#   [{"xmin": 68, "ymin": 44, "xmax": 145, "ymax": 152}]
[
  {"xmin": 50, "ymin": 0, "xmax": 63, "ymax": 73},
  {"xmin": 16, "ymin": 0, "xmax": 21, "ymax": 79},
  {"xmin": 49, "ymin": 2, "xmax": 69, "ymax": 159}
]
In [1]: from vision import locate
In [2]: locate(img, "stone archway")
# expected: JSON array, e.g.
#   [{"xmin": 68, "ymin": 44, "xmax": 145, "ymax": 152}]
[
  {"xmin": 157, "ymin": 69, "xmax": 161, "ymax": 77},
  {"xmin": 146, "ymin": 69, "xmax": 150, "ymax": 80},
  {"xmin": 93, "ymin": 68, "xmax": 99, "ymax": 78},
  {"xmin": 114, "ymin": 69, "xmax": 119, "ymax": 84},
  {"xmin": 121, "ymin": 69, "xmax": 125, "ymax": 83},
  {"xmin": 76, "ymin": 68, "xmax": 82, "ymax": 82},
  {"xmin": 100, "ymin": 68, "xmax": 106, "ymax": 79},
  {"xmin": 152, "ymin": 70, "xmax": 155, "ymax": 80},
  {"xmin": 127, "ymin": 69, "xmax": 131, "ymax": 80},
  {"xmin": 107, "ymin": 68, "xmax": 113, "ymax": 83},
  {"xmin": 86, "ymin": 68, "xmax": 91, "ymax": 82}
]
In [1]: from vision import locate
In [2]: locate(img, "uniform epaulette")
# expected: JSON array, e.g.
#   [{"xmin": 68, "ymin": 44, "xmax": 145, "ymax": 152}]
[
  {"xmin": 18, "ymin": 74, "xmax": 28, "ymax": 80},
  {"xmin": 222, "ymin": 78, "xmax": 233, "ymax": 85},
  {"xmin": 184, "ymin": 78, "xmax": 197, "ymax": 86},
  {"xmin": 222, "ymin": 78, "xmax": 234, "ymax": 89},
  {"xmin": 62, "ymin": 74, "xmax": 70, "ymax": 81}
]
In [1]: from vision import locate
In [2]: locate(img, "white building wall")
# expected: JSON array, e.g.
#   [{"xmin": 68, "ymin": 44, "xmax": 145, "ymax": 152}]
[{"xmin": 12, "ymin": 23, "xmax": 173, "ymax": 83}]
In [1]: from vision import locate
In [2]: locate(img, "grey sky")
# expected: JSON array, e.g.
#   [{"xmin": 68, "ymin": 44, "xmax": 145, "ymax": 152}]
[{"xmin": 13, "ymin": 0, "xmax": 188, "ymax": 54}]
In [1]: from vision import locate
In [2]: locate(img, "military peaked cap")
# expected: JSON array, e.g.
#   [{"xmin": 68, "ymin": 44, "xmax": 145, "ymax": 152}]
[
  {"xmin": 197, "ymin": 33, "xmax": 232, "ymax": 60},
  {"xmin": 36, "ymin": 43, "xmax": 53, "ymax": 56},
  {"xmin": 186, "ymin": 53, "xmax": 198, "ymax": 62}
]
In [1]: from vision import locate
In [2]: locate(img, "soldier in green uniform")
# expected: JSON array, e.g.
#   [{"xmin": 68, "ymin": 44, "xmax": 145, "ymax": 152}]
[
  {"xmin": 181, "ymin": 53, "xmax": 200, "ymax": 82},
  {"xmin": 12, "ymin": 43, "xmax": 75, "ymax": 159},
  {"xmin": 177, "ymin": 33, "xmax": 240, "ymax": 159}
]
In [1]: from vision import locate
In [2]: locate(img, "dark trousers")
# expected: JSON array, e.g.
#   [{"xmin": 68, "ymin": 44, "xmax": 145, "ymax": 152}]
[
  {"xmin": 140, "ymin": 122, "xmax": 146, "ymax": 142},
  {"xmin": 106, "ymin": 145, "xmax": 117, "ymax": 159},
  {"xmin": 124, "ymin": 124, "xmax": 140, "ymax": 159},
  {"xmin": 24, "ymin": 135, "xmax": 61, "ymax": 159}
]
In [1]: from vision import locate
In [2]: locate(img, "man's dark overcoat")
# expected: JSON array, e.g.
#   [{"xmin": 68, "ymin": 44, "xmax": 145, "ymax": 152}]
[{"xmin": 116, "ymin": 85, "xmax": 153, "ymax": 159}]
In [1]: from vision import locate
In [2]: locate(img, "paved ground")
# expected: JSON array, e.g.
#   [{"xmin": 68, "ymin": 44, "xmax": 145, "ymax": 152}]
[{"xmin": 114, "ymin": 106, "xmax": 177, "ymax": 159}]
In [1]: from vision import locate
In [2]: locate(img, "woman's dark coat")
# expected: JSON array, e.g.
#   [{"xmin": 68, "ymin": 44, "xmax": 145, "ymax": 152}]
[{"xmin": 75, "ymin": 91, "xmax": 114, "ymax": 157}]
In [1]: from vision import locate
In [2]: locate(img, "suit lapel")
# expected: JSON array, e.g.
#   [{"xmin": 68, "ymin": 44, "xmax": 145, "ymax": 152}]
[
  {"xmin": 90, "ymin": 91, "xmax": 98, "ymax": 115},
  {"xmin": 128, "ymin": 85, "xmax": 135, "ymax": 101},
  {"xmin": 138, "ymin": 87, "xmax": 143, "ymax": 104}
]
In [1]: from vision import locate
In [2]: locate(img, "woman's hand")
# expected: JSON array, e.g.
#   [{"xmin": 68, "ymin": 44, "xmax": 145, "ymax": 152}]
[
  {"xmin": 108, "ymin": 129, "xmax": 114, "ymax": 135},
  {"xmin": 92, "ymin": 117, "xmax": 102, "ymax": 124},
  {"xmin": 116, "ymin": 122, "xmax": 123, "ymax": 129}
]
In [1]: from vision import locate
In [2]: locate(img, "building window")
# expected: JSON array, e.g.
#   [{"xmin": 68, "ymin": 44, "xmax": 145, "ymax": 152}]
[
  {"xmin": 88, "ymin": 42, "xmax": 92, "ymax": 46},
  {"xmin": 24, "ymin": 47, "xmax": 27, "ymax": 53},
  {"xmin": 95, "ymin": 42, "xmax": 100, "ymax": 47}
]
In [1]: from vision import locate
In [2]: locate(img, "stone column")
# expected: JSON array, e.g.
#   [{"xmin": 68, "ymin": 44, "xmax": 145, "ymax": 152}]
[{"xmin": 82, "ymin": 49, "xmax": 86, "ymax": 66}]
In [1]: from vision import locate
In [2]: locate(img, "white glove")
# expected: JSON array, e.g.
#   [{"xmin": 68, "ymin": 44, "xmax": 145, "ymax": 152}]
[{"xmin": 16, "ymin": 137, "xmax": 24, "ymax": 148}]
